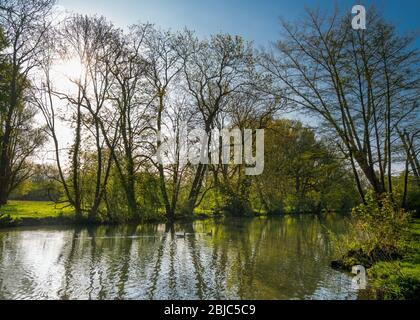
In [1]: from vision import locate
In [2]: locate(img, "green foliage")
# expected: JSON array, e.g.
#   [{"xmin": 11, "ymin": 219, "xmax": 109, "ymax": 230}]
[
  {"xmin": 366, "ymin": 220, "xmax": 420, "ymax": 300},
  {"xmin": 330, "ymin": 201, "xmax": 419, "ymax": 300},
  {"xmin": 1, "ymin": 201, "xmax": 73, "ymax": 219},
  {"xmin": 0, "ymin": 28, "xmax": 47, "ymax": 204},
  {"xmin": 103, "ymin": 169, "xmax": 164, "ymax": 222},
  {"xmin": 256, "ymin": 119, "xmax": 358, "ymax": 214},
  {"xmin": 0, "ymin": 214, "xmax": 15, "ymax": 228},
  {"xmin": 405, "ymin": 186, "xmax": 420, "ymax": 218},
  {"xmin": 368, "ymin": 262, "xmax": 420, "ymax": 300},
  {"xmin": 104, "ymin": 170, "xmax": 132, "ymax": 222},
  {"xmin": 221, "ymin": 192, "xmax": 253, "ymax": 217},
  {"xmin": 393, "ymin": 173, "xmax": 420, "ymax": 217},
  {"xmin": 10, "ymin": 165, "xmax": 62, "ymax": 201},
  {"xmin": 332, "ymin": 191, "xmax": 412, "ymax": 269},
  {"xmin": 352, "ymin": 192, "xmax": 412, "ymax": 258},
  {"xmin": 136, "ymin": 171, "xmax": 165, "ymax": 221}
]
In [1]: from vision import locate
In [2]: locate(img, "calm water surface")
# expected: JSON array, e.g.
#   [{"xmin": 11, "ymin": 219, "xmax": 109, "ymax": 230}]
[{"xmin": 0, "ymin": 215, "xmax": 359, "ymax": 300}]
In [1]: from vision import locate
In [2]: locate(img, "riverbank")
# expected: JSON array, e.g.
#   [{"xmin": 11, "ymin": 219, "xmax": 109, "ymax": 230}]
[
  {"xmin": 365, "ymin": 219, "xmax": 420, "ymax": 299},
  {"xmin": 0, "ymin": 200, "xmax": 224, "ymax": 229},
  {"xmin": 0, "ymin": 201, "xmax": 75, "ymax": 228}
]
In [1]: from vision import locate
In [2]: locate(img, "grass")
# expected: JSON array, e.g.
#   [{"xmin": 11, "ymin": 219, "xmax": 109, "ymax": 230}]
[
  {"xmin": 0, "ymin": 201, "xmax": 223, "ymax": 227},
  {"xmin": 367, "ymin": 219, "xmax": 420, "ymax": 300},
  {"xmin": 0, "ymin": 201, "xmax": 74, "ymax": 226}
]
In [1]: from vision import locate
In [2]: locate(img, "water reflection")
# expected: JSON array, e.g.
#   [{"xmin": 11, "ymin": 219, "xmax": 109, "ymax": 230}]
[{"xmin": 0, "ymin": 215, "xmax": 358, "ymax": 300}]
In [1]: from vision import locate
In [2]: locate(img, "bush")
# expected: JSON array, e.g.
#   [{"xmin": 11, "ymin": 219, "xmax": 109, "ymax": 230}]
[{"xmin": 332, "ymin": 191, "xmax": 412, "ymax": 268}]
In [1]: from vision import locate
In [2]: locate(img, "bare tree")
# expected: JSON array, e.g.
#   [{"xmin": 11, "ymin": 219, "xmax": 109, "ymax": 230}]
[
  {"xmin": 261, "ymin": 8, "xmax": 420, "ymax": 201},
  {"xmin": 177, "ymin": 33, "xmax": 257, "ymax": 215},
  {"xmin": 138, "ymin": 25, "xmax": 184, "ymax": 221},
  {"xmin": 34, "ymin": 15, "xmax": 121, "ymax": 220},
  {"xmin": 101, "ymin": 23, "xmax": 151, "ymax": 218}
]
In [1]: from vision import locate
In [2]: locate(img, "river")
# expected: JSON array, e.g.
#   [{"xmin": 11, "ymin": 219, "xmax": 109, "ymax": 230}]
[{"xmin": 0, "ymin": 214, "xmax": 359, "ymax": 300}]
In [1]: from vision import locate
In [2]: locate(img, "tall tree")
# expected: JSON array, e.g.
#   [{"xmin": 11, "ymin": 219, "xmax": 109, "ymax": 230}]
[
  {"xmin": 177, "ymin": 33, "xmax": 257, "ymax": 215},
  {"xmin": 98, "ymin": 23, "xmax": 151, "ymax": 219},
  {"xmin": 261, "ymin": 8, "xmax": 420, "ymax": 200},
  {"xmin": 0, "ymin": 0, "xmax": 53, "ymax": 204},
  {"xmin": 139, "ymin": 25, "xmax": 184, "ymax": 221}
]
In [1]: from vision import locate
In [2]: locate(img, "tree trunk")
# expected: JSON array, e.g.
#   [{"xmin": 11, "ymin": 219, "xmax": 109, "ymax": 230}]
[
  {"xmin": 0, "ymin": 65, "xmax": 18, "ymax": 205},
  {"xmin": 72, "ymin": 101, "xmax": 83, "ymax": 220}
]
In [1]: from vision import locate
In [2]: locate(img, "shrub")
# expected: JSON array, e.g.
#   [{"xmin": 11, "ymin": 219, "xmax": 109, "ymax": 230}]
[{"xmin": 332, "ymin": 191, "xmax": 412, "ymax": 268}]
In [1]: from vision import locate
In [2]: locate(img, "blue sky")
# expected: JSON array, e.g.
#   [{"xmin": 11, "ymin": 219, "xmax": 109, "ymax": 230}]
[{"xmin": 58, "ymin": 0, "xmax": 420, "ymax": 49}]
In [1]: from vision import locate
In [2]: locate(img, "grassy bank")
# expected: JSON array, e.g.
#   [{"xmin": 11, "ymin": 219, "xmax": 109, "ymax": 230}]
[
  {"xmin": 366, "ymin": 219, "xmax": 420, "ymax": 300},
  {"xmin": 0, "ymin": 201, "xmax": 75, "ymax": 227},
  {"xmin": 0, "ymin": 201, "xmax": 223, "ymax": 228},
  {"xmin": 1, "ymin": 200, "xmax": 74, "ymax": 219},
  {"xmin": 329, "ymin": 192, "xmax": 420, "ymax": 299}
]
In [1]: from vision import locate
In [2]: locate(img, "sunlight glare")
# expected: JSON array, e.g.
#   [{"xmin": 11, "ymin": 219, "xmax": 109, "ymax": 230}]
[{"xmin": 54, "ymin": 57, "xmax": 86, "ymax": 82}]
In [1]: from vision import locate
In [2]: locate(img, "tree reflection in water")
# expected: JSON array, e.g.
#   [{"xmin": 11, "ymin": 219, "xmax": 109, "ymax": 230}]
[{"xmin": 0, "ymin": 215, "xmax": 357, "ymax": 300}]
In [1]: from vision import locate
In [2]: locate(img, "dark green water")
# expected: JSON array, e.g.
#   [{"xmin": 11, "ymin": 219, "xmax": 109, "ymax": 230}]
[{"xmin": 0, "ymin": 215, "xmax": 359, "ymax": 300}]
